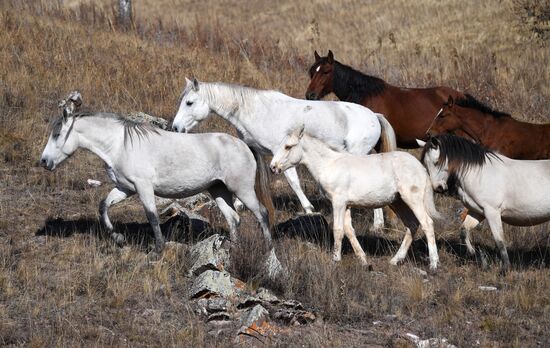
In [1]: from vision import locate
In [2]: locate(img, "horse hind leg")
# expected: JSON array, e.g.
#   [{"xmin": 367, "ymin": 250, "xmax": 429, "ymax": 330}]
[
  {"xmin": 400, "ymin": 191, "xmax": 439, "ymax": 270},
  {"xmin": 343, "ymin": 208, "xmax": 368, "ymax": 265},
  {"xmin": 231, "ymin": 186, "xmax": 272, "ymax": 245},
  {"xmin": 99, "ymin": 187, "xmax": 134, "ymax": 246},
  {"xmin": 460, "ymin": 213, "xmax": 488, "ymax": 269},
  {"xmin": 208, "ymin": 183, "xmax": 241, "ymax": 242},
  {"xmin": 388, "ymin": 199, "xmax": 419, "ymax": 266}
]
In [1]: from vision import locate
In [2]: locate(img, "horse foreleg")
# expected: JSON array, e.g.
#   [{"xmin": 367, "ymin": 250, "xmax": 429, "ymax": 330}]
[
  {"xmin": 135, "ymin": 183, "xmax": 165, "ymax": 253},
  {"xmin": 283, "ymin": 167, "xmax": 314, "ymax": 213},
  {"xmin": 372, "ymin": 208, "xmax": 385, "ymax": 231},
  {"xmin": 484, "ymin": 208, "xmax": 510, "ymax": 274},
  {"xmin": 460, "ymin": 213, "xmax": 488, "ymax": 269},
  {"xmin": 331, "ymin": 202, "xmax": 346, "ymax": 262},
  {"xmin": 343, "ymin": 208, "xmax": 368, "ymax": 265},
  {"xmin": 99, "ymin": 187, "xmax": 134, "ymax": 246}
]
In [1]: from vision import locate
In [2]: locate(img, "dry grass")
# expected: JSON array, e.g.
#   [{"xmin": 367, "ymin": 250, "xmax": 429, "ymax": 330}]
[{"xmin": 0, "ymin": 0, "xmax": 549, "ymax": 346}]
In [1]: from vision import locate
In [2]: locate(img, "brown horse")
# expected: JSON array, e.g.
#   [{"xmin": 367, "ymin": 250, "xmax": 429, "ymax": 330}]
[
  {"xmin": 428, "ymin": 95, "xmax": 550, "ymax": 160},
  {"xmin": 306, "ymin": 50, "xmax": 465, "ymax": 148}
]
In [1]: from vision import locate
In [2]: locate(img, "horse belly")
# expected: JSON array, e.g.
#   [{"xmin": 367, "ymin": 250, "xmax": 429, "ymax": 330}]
[{"xmin": 345, "ymin": 169, "xmax": 398, "ymax": 208}]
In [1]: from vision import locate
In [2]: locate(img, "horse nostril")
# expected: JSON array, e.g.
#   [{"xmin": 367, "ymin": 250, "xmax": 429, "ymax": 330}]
[
  {"xmin": 40, "ymin": 158, "xmax": 47, "ymax": 167},
  {"xmin": 305, "ymin": 92, "xmax": 316, "ymax": 100}
]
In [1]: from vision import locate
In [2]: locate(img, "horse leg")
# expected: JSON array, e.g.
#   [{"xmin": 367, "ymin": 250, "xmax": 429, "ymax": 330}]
[
  {"xmin": 460, "ymin": 213, "xmax": 488, "ymax": 268},
  {"xmin": 234, "ymin": 190, "xmax": 272, "ymax": 245},
  {"xmin": 372, "ymin": 208, "xmax": 385, "ymax": 231},
  {"xmin": 99, "ymin": 187, "xmax": 134, "ymax": 246},
  {"xmin": 400, "ymin": 191, "xmax": 439, "ymax": 270},
  {"xmin": 283, "ymin": 167, "xmax": 314, "ymax": 214},
  {"xmin": 388, "ymin": 199, "xmax": 418, "ymax": 266},
  {"xmin": 484, "ymin": 208, "xmax": 510, "ymax": 274},
  {"xmin": 134, "ymin": 182, "xmax": 165, "ymax": 253},
  {"xmin": 343, "ymin": 208, "xmax": 368, "ymax": 265},
  {"xmin": 208, "ymin": 183, "xmax": 241, "ymax": 242},
  {"xmin": 331, "ymin": 201, "xmax": 346, "ymax": 262}
]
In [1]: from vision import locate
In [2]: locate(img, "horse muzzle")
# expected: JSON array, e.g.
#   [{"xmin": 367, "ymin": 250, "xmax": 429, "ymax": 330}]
[
  {"xmin": 305, "ymin": 91, "xmax": 318, "ymax": 100},
  {"xmin": 269, "ymin": 163, "xmax": 282, "ymax": 175},
  {"xmin": 40, "ymin": 158, "xmax": 55, "ymax": 171}
]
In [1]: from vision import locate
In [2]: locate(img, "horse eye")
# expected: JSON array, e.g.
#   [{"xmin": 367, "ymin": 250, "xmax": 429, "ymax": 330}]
[
  {"xmin": 53, "ymin": 133, "xmax": 60, "ymax": 139},
  {"xmin": 284, "ymin": 145, "xmax": 292, "ymax": 150},
  {"xmin": 186, "ymin": 101, "xmax": 193, "ymax": 106}
]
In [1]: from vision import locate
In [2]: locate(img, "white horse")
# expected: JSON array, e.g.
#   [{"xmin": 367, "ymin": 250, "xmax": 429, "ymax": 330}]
[
  {"xmin": 270, "ymin": 126, "xmax": 440, "ymax": 269},
  {"xmin": 40, "ymin": 111, "xmax": 274, "ymax": 252},
  {"xmin": 171, "ymin": 78, "xmax": 397, "ymax": 229},
  {"xmin": 418, "ymin": 134, "xmax": 550, "ymax": 273}
]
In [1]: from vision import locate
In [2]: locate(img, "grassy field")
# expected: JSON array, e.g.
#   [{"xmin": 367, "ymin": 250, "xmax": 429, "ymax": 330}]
[{"xmin": 0, "ymin": 0, "xmax": 549, "ymax": 346}]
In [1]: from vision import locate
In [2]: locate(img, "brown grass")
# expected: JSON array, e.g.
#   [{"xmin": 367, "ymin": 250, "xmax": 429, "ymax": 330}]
[{"xmin": 0, "ymin": 0, "xmax": 549, "ymax": 346}]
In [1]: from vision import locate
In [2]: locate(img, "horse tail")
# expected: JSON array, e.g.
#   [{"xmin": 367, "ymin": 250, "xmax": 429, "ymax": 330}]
[
  {"xmin": 376, "ymin": 114, "xmax": 397, "ymax": 153},
  {"xmin": 423, "ymin": 176, "xmax": 442, "ymax": 221},
  {"xmin": 251, "ymin": 147, "xmax": 275, "ymax": 228}
]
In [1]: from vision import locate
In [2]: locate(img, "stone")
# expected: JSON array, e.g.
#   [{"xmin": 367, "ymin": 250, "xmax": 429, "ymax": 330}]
[
  {"xmin": 478, "ymin": 285, "xmax": 498, "ymax": 291},
  {"xmin": 189, "ymin": 270, "xmax": 235, "ymax": 299},
  {"xmin": 237, "ymin": 304, "xmax": 270, "ymax": 341},
  {"xmin": 237, "ymin": 295, "xmax": 262, "ymax": 309},
  {"xmin": 405, "ymin": 333, "xmax": 457, "ymax": 348},
  {"xmin": 189, "ymin": 234, "xmax": 230, "ymax": 276},
  {"xmin": 412, "ymin": 267, "xmax": 428, "ymax": 278},
  {"xmin": 256, "ymin": 287, "xmax": 280, "ymax": 304},
  {"xmin": 87, "ymin": 178, "xmax": 102, "ymax": 187}
]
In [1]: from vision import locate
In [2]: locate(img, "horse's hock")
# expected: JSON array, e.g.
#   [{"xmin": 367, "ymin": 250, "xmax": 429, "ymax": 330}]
[{"xmin": 186, "ymin": 234, "xmax": 316, "ymax": 341}]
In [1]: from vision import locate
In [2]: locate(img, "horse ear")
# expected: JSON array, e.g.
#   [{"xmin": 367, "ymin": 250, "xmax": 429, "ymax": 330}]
[
  {"xmin": 416, "ymin": 139, "xmax": 426, "ymax": 148},
  {"xmin": 327, "ymin": 50, "xmax": 334, "ymax": 64},
  {"xmin": 314, "ymin": 50, "xmax": 321, "ymax": 61},
  {"xmin": 431, "ymin": 136, "xmax": 440, "ymax": 148},
  {"xmin": 192, "ymin": 78, "xmax": 199, "ymax": 91}
]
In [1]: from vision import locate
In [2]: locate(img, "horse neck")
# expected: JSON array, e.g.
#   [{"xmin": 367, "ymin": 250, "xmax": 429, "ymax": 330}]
[
  {"xmin": 332, "ymin": 62, "xmax": 386, "ymax": 103},
  {"xmin": 74, "ymin": 116, "xmax": 123, "ymax": 167},
  {"xmin": 454, "ymin": 108, "xmax": 492, "ymax": 143},
  {"xmin": 299, "ymin": 135, "xmax": 340, "ymax": 179}
]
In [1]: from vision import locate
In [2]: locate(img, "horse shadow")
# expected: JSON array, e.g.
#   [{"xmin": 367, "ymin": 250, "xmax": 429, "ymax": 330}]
[
  {"xmin": 35, "ymin": 213, "xmax": 225, "ymax": 250},
  {"xmin": 36, "ymin": 213, "xmax": 549, "ymax": 270}
]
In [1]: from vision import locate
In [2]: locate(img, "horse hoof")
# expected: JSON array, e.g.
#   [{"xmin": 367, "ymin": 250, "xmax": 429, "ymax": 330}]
[
  {"xmin": 389, "ymin": 258, "xmax": 399, "ymax": 266},
  {"xmin": 111, "ymin": 233, "xmax": 126, "ymax": 246}
]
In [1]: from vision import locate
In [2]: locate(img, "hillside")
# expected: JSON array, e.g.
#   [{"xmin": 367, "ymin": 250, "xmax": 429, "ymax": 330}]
[{"xmin": 0, "ymin": 0, "xmax": 548, "ymax": 346}]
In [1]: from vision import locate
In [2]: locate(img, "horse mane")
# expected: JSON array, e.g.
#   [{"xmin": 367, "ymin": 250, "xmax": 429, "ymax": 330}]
[
  {"xmin": 318, "ymin": 59, "xmax": 386, "ymax": 102},
  {"xmin": 455, "ymin": 94, "xmax": 511, "ymax": 118},
  {"xmin": 421, "ymin": 134, "xmax": 499, "ymax": 175},
  {"xmin": 52, "ymin": 111, "xmax": 160, "ymax": 146}
]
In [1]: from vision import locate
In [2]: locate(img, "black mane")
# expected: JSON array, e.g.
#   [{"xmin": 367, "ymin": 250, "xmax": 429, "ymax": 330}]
[
  {"xmin": 310, "ymin": 58, "xmax": 386, "ymax": 102},
  {"xmin": 332, "ymin": 61, "xmax": 386, "ymax": 103},
  {"xmin": 455, "ymin": 94, "xmax": 511, "ymax": 118},
  {"xmin": 421, "ymin": 134, "xmax": 499, "ymax": 195}
]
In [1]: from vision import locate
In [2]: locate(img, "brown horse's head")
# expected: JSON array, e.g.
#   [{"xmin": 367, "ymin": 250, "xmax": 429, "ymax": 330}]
[
  {"xmin": 428, "ymin": 96, "xmax": 471, "ymax": 139},
  {"xmin": 306, "ymin": 50, "xmax": 335, "ymax": 100}
]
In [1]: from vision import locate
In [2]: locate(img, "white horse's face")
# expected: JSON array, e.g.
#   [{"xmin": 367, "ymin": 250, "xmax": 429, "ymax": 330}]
[
  {"xmin": 172, "ymin": 78, "xmax": 210, "ymax": 133},
  {"xmin": 270, "ymin": 127, "xmax": 305, "ymax": 174},
  {"xmin": 40, "ymin": 117, "xmax": 79, "ymax": 171},
  {"xmin": 422, "ymin": 144, "xmax": 449, "ymax": 193}
]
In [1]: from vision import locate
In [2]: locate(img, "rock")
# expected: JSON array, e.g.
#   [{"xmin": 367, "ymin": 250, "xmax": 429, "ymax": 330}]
[
  {"xmin": 189, "ymin": 270, "xmax": 235, "ymax": 299},
  {"xmin": 207, "ymin": 311, "xmax": 232, "ymax": 322},
  {"xmin": 282, "ymin": 299, "xmax": 304, "ymax": 310},
  {"xmin": 237, "ymin": 295, "xmax": 263, "ymax": 309},
  {"xmin": 87, "ymin": 178, "xmax": 102, "ymax": 187},
  {"xmin": 264, "ymin": 248, "xmax": 285, "ymax": 280},
  {"xmin": 412, "ymin": 267, "xmax": 428, "ymax": 278},
  {"xmin": 206, "ymin": 297, "xmax": 231, "ymax": 313},
  {"xmin": 237, "ymin": 304, "xmax": 270, "ymax": 341},
  {"xmin": 256, "ymin": 287, "xmax": 280, "ymax": 304},
  {"xmin": 189, "ymin": 234, "xmax": 230, "ymax": 276},
  {"xmin": 271, "ymin": 308, "xmax": 316, "ymax": 325},
  {"xmin": 181, "ymin": 193, "xmax": 212, "ymax": 209},
  {"xmin": 127, "ymin": 111, "xmax": 169, "ymax": 130},
  {"xmin": 405, "ymin": 333, "xmax": 457, "ymax": 348},
  {"xmin": 478, "ymin": 285, "xmax": 498, "ymax": 291}
]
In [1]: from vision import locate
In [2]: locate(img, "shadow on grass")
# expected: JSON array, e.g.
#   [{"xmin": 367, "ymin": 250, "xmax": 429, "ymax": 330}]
[{"xmin": 36, "ymin": 212, "xmax": 549, "ymax": 270}]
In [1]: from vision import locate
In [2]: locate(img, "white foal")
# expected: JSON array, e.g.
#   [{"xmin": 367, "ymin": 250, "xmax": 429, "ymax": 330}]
[{"xmin": 271, "ymin": 126, "xmax": 440, "ymax": 269}]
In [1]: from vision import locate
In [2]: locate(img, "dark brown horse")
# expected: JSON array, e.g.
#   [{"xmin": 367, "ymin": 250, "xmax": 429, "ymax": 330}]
[
  {"xmin": 306, "ymin": 50, "xmax": 465, "ymax": 148},
  {"xmin": 428, "ymin": 95, "xmax": 550, "ymax": 160}
]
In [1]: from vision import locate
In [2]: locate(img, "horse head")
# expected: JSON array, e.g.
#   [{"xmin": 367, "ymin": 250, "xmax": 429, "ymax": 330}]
[{"xmin": 305, "ymin": 50, "xmax": 335, "ymax": 100}]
